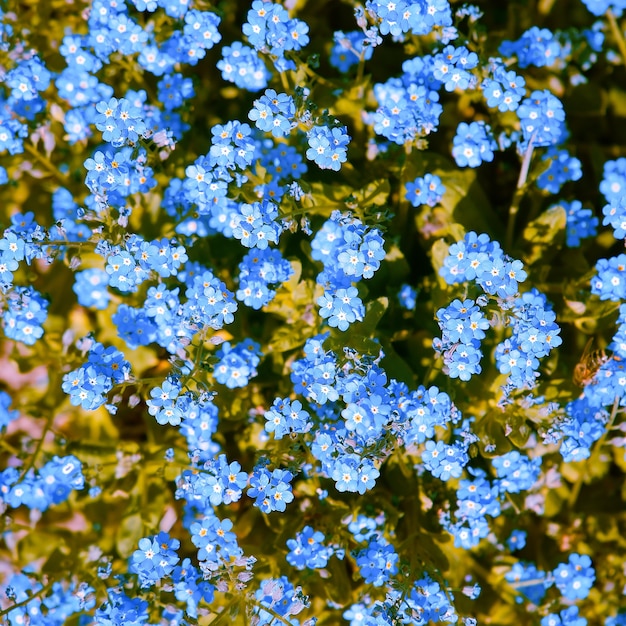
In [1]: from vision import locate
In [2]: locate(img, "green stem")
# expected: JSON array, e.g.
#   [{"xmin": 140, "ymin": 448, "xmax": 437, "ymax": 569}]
[
  {"xmin": 42, "ymin": 240, "xmax": 94, "ymax": 248},
  {"xmin": 509, "ymin": 575, "xmax": 554, "ymax": 589},
  {"xmin": 23, "ymin": 144, "xmax": 69, "ymax": 185},
  {"xmin": 355, "ymin": 47, "xmax": 367, "ymax": 86},
  {"xmin": 607, "ymin": 9, "xmax": 626, "ymax": 67},
  {"xmin": 202, "ymin": 596, "xmax": 240, "ymax": 626},
  {"xmin": 0, "ymin": 581, "xmax": 55, "ymax": 618},
  {"xmin": 279, "ymin": 70, "xmax": 291, "ymax": 93},
  {"xmin": 504, "ymin": 492, "xmax": 521, "ymax": 515},
  {"xmin": 298, "ymin": 62, "xmax": 334, "ymax": 88},
  {"xmin": 17, "ymin": 411, "xmax": 54, "ymax": 482},
  {"xmin": 568, "ymin": 395, "xmax": 621, "ymax": 509},
  {"xmin": 114, "ymin": 376, "xmax": 174, "ymax": 391},
  {"xmin": 0, "ymin": 438, "xmax": 21, "ymax": 456},
  {"xmin": 505, "ymin": 134, "xmax": 535, "ymax": 250},
  {"xmin": 248, "ymin": 599, "xmax": 294, "ymax": 626}
]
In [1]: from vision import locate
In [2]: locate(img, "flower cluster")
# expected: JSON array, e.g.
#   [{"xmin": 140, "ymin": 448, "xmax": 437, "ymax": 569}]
[
  {"xmin": 492, "ymin": 450, "xmax": 542, "ymax": 494},
  {"xmin": 213, "ymin": 340, "xmax": 262, "ymax": 389},
  {"xmin": 248, "ymin": 466, "xmax": 294, "ymax": 513},
  {"xmin": 237, "ymin": 247, "xmax": 293, "ymax": 309},
  {"xmin": 445, "ymin": 467, "xmax": 500, "ymax": 549},
  {"xmin": 355, "ymin": 538, "xmax": 399, "ymax": 586},
  {"xmin": 94, "ymin": 96, "xmax": 146, "ymax": 146},
  {"xmin": 230, "ymin": 200, "xmax": 283, "ymax": 249},
  {"xmin": 0, "ymin": 455, "xmax": 84, "ymax": 512},
  {"xmin": 264, "ymin": 397, "xmax": 311, "ymax": 439},
  {"xmin": 176, "ymin": 454, "xmax": 248, "ymax": 510},
  {"xmin": 219, "ymin": 41, "xmax": 269, "ymax": 91},
  {"xmin": 500, "ymin": 27, "xmax": 562, "ymax": 68},
  {"xmin": 249, "ymin": 89, "xmax": 295, "ymax": 137},
  {"xmin": 452, "ymin": 121, "xmax": 497, "ymax": 167},
  {"xmin": 370, "ymin": 57, "xmax": 443, "ymax": 144},
  {"xmin": 104, "ymin": 236, "xmax": 187, "ymax": 293},
  {"xmin": 433, "ymin": 45, "xmax": 479, "ymax": 92},
  {"xmin": 190, "ymin": 512, "xmax": 243, "ymax": 567},
  {"xmin": 306, "ymin": 124, "xmax": 351, "ymax": 171},
  {"xmin": 62, "ymin": 341, "xmax": 131, "ymax": 411},
  {"xmin": 243, "ymin": 0, "xmax": 309, "ymax": 69},
  {"xmin": 563, "ymin": 200, "xmax": 598, "ymax": 247},
  {"xmin": 405, "ymin": 173, "xmax": 446, "ymax": 207},
  {"xmin": 552, "ymin": 553, "xmax": 595, "ymax": 601},
  {"xmin": 592, "ymin": 254, "xmax": 626, "ymax": 301},
  {"xmin": 286, "ymin": 526, "xmax": 333, "ymax": 570},
  {"xmin": 1, "ymin": 574, "xmax": 94, "ymax": 625},
  {"xmin": 253, "ymin": 576, "xmax": 309, "ymax": 625},
  {"xmin": 537, "ymin": 148, "xmax": 583, "ymax": 193},
  {"xmin": 481, "ymin": 64, "xmax": 526, "ymax": 112},
  {"xmin": 1, "ymin": 0, "xmax": 625, "ymax": 624},
  {"xmin": 435, "ymin": 298, "xmax": 489, "ymax": 381},
  {"xmin": 130, "ymin": 532, "xmax": 180, "ymax": 588},
  {"xmin": 495, "ymin": 289, "xmax": 562, "ymax": 391},
  {"xmin": 517, "ymin": 90, "xmax": 566, "ymax": 148},
  {"xmin": 3, "ymin": 286, "xmax": 48, "ymax": 345},
  {"xmin": 366, "ymin": 0, "xmax": 452, "ymax": 37}
]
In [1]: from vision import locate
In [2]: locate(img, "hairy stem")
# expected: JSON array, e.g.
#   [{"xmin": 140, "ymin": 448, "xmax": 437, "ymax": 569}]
[
  {"xmin": 607, "ymin": 9, "xmax": 626, "ymax": 67},
  {"xmin": 23, "ymin": 144, "xmax": 69, "ymax": 185},
  {"xmin": 0, "ymin": 581, "xmax": 54, "ymax": 618},
  {"xmin": 506, "ymin": 134, "xmax": 535, "ymax": 250}
]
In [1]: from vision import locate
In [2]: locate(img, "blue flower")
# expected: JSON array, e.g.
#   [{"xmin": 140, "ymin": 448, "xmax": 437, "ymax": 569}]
[
  {"xmin": 591, "ymin": 254, "xmax": 626, "ymax": 301},
  {"xmin": 492, "ymin": 451, "xmax": 541, "ymax": 494},
  {"xmin": 286, "ymin": 526, "xmax": 333, "ymax": 570},
  {"xmin": 562, "ymin": 200, "xmax": 598, "ymax": 246},
  {"xmin": 248, "ymin": 466, "xmax": 294, "ymax": 513},
  {"xmin": 398, "ymin": 284, "xmax": 417, "ymax": 310},
  {"xmin": 507, "ymin": 530, "xmax": 527, "ymax": 551},
  {"xmin": 602, "ymin": 197, "xmax": 626, "ymax": 240},
  {"xmin": 130, "ymin": 532, "xmax": 180, "ymax": 588},
  {"xmin": 264, "ymin": 398, "xmax": 311, "ymax": 439},
  {"xmin": 317, "ymin": 287, "xmax": 365, "ymax": 331},
  {"xmin": 3, "ymin": 286, "xmax": 48, "ymax": 345},
  {"xmin": 73, "ymin": 269, "xmax": 111, "ymax": 310},
  {"xmin": 517, "ymin": 90, "xmax": 566, "ymax": 148},
  {"xmin": 500, "ymin": 26, "xmax": 562, "ymax": 69},
  {"xmin": 355, "ymin": 539, "xmax": 398, "ymax": 586},
  {"xmin": 218, "ymin": 41, "xmax": 269, "ymax": 91},
  {"xmin": 405, "ymin": 173, "xmax": 445, "ymax": 207},
  {"xmin": 213, "ymin": 340, "xmax": 261, "ymax": 388},
  {"xmin": 249, "ymin": 89, "xmax": 295, "ymax": 137},
  {"xmin": 306, "ymin": 125, "xmax": 350, "ymax": 171},
  {"xmin": 537, "ymin": 148, "xmax": 583, "ymax": 193},
  {"xmin": 452, "ymin": 121, "xmax": 496, "ymax": 167},
  {"xmin": 552, "ymin": 553, "xmax": 595, "ymax": 600}
]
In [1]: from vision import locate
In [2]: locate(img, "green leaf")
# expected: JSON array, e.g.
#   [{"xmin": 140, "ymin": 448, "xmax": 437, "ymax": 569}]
[
  {"xmin": 473, "ymin": 409, "xmax": 513, "ymax": 457},
  {"xmin": 352, "ymin": 179, "xmax": 391, "ymax": 208},
  {"xmin": 520, "ymin": 204, "xmax": 566, "ymax": 265},
  {"xmin": 19, "ymin": 530, "xmax": 60, "ymax": 564},
  {"xmin": 324, "ymin": 297, "xmax": 389, "ymax": 357},
  {"xmin": 403, "ymin": 152, "xmax": 502, "ymax": 239},
  {"xmin": 326, "ymin": 558, "xmax": 354, "ymax": 606},
  {"xmin": 306, "ymin": 181, "xmax": 357, "ymax": 212},
  {"xmin": 380, "ymin": 338, "xmax": 416, "ymax": 385},
  {"xmin": 268, "ymin": 322, "xmax": 314, "ymax": 353},
  {"xmin": 115, "ymin": 513, "xmax": 144, "ymax": 558},
  {"xmin": 42, "ymin": 546, "xmax": 76, "ymax": 576},
  {"xmin": 358, "ymin": 296, "xmax": 388, "ymax": 336},
  {"xmin": 504, "ymin": 412, "xmax": 532, "ymax": 448}
]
